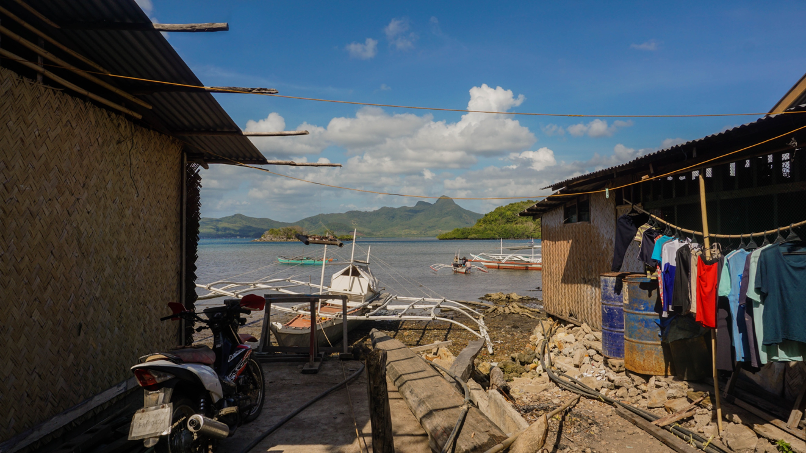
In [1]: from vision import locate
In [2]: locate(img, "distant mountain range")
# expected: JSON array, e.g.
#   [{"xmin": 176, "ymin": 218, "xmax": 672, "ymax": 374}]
[{"xmin": 199, "ymin": 197, "xmax": 482, "ymax": 238}]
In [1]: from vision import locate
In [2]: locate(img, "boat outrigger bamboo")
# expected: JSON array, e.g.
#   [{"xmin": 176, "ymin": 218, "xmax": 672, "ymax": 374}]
[
  {"xmin": 469, "ymin": 239, "xmax": 542, "ymax": 270},
  {"xmin": 196, "ymin": 231, "xmax": 494, "ymax": 352}
]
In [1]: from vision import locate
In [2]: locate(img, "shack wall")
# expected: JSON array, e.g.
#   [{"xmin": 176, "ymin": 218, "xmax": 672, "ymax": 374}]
[
  {"xmin": 541, "ymin": 193, "xmax": 644, "ymax": 329},
  {"xmin": 0, "ymin": 67, "xmax": 183, "ymax": 441}
]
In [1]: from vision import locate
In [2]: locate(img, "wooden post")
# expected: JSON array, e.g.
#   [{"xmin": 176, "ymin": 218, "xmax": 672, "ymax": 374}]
[
  {"xmin": 698, "ymin": 173, "xmax": 723, "ymax": 435},
  {"xmin": 366, "ymin": 349, "xmax": 395, "ymax": 453}
]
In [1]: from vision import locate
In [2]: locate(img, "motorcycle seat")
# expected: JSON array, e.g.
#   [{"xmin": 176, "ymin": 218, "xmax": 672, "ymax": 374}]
[{"xmin": 146, "ymin": 345, "xmax": 216, "ymax": 365}]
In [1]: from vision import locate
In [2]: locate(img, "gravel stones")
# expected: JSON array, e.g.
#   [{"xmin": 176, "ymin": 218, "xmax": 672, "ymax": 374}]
[
  {"xmin": 663, "ymin": 397, "xmax": 690, "ymax": 414},
  {"xmin": 573, "ymin": 349, "xmax": 586, "ymax": 367}
]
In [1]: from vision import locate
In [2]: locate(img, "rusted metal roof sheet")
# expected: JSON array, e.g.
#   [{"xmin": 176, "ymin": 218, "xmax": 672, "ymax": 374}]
[{"xmin": 4, "ymin": 0, "xmax": 267, "ymax": 164}]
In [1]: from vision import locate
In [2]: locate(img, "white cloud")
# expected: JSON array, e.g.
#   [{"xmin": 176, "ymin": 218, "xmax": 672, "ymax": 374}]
[
  {"xmin": 429, "ymin": 16, "xmax": 442, "ymax": 35},
  {"xmin": 346, "ymin": 38, "xmax": 378, "ymax": 59},
  {"xmin": 423, "ymin": 169, "xmax": 435, "ymax": 180},
  {"xmin": 542, "ymin": 124, "xmax": 565, "ymax": 136},
  {"xmin": 631, "ymin": 40, "xmax": 659, "ymax": 51},
  {"xmin": 566, "ymin": 119, "xmax": 633, "ymax": 137},
  {"xmin": 385, "ymin": 18, "xmax": 417, "ymax": 50},
  {"xmin": 244, "ymin": 84, "xmax": 535, "ymax": 169},
  {"xmin": 661, "ymin": 137, "xmax": 686, "ymax": 149},
  {"xmin": 508, "ymin": 148, "xmax": 557, "ymax": 171},
  {"xmin": 379, "ymin": 83, "xmax": 391, "ymax": 91},
  {"xmin": 134, "ymin": 0, "xmax": 153, "ymax": 14}
]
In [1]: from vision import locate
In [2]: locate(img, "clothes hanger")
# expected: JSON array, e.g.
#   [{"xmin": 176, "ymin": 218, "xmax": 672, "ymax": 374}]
[
  {"xmin": 761, "ymin": 233, "xmax": 770, "ymax": 247},
  {"xmin": 737, "ymin": 234, "xmax": 746, "ymax": 250},
  {"xmin": 784, "ymin": 224, "xmax": 801, "ymax": 243},
  {"xmin": 746, "ymin": 234, "xmax": 758, "ymax": 251},
  {"xmin": 774, "ymin": 227, "xmax": 786, "ymax": 244},
  {"xmin": 628, "ymin": 203, "xmax": 638, "ymax": 215}
]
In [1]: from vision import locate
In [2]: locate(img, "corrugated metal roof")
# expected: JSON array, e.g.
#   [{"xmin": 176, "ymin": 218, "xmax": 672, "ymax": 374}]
[
  {"xmin": 3, "ymin": 0, "xmax": 267, "ymax": 164},
  {"xmin": 522, "ymin": 109, "xmax": 806, "ymax": 217}
]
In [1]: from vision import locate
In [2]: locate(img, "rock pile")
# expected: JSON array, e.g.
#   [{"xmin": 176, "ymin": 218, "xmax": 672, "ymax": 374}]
[{"xmin": 482, "ymin": 292, "xmax": 539, "ymax": 303}]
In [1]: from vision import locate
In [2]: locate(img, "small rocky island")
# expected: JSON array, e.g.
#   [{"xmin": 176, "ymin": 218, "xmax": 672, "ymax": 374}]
[{"xmin": 252, "ymin": 226, "xmax": 301, "ymax": 242}]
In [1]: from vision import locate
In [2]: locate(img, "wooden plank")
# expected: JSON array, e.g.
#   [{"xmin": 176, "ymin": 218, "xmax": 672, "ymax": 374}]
[
  {"xmin": 0, "ymin": 378, "xmax": 138, "ymax": 452},
  {"xmin": 448, "ymin": 339, "xmax": 486, "ymax": 382},
  {"xmin": 0, "ymin": 47, "xmax": 141, "ymax": 119},
  {"xmin": 61, "ymin": 22, "xmax": 229, "ymax": 32},
  {"xmin": 366, "ymin": 349, "xmax": 395, "ymax": 453},
  {"xmin": 786, "ymin": 383, "xmax": 806, "ymax": 429},
  {"xmin": 0, "ymin": 24, "xmax": 152, "ymax": 109},
  {"xmin": 615, "ymin": 408, "xmax": 699, "ymax": 453},
  {"xmin": 722, "ymin": 365, "xmax": 740, "ymax": 399},
  {"xmin": 726, "ymin": 395, "xmax": 806, "ymax": 441},
  {"xmin": 722, "ymin": 399, "xmax": 806, "ymax": 451},
  {"xmin": 370, "ymin": 330, "xmax": 507, "ymax": 452},
  {"xmin": 409, "ymin": 340, "xmax": 452, "ymax": 352},
  {"xmin": 653, "ymin": 397, "xmax": 704, "ymax": 427},
  {"xmin": 0, "ymin": 5, "xmax": 107, "ymax": 73},
  {"xmin": 171, "ymin": 130, "xmax": 309, "ymax": 137}
]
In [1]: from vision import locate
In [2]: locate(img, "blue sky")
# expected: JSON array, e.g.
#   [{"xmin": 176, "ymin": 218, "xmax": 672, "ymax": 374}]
[{"xmin": 140, "ymin": 1, "xmax": 806, "ymax": 221}]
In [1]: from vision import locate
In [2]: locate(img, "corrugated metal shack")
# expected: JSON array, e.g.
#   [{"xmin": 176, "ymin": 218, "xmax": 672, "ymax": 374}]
[
  {"xmin": 520, "ymin": 77, "xmax": 806, "ymax": 422},
  {"xmin": 0, "ymin": 0, "xmax": 267, "ymax": 448}
]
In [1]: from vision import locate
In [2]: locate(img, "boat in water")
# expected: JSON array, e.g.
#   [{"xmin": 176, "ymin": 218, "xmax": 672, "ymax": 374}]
[
  {"xmin": 196, "ymin": 232, "xmax": 494, "ymax": 352},
  {"xmin": 277, "ymin": 255, "xmax": 334, "ymax": 265},
  {"xmin": 431, "ymin": 253, "xmax": 488, "ymax": 274},
  {"xmin": 469, "ymin": 239, "xmax": 542, "ymax": 270},
  {"xmin": 271, "ymin": 260, "xmax": 380, "ymax": 347}
]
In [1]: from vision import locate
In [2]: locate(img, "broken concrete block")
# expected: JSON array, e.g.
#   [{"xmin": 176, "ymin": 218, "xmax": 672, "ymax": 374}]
[
  {"xmin": 607, "ymin": 358, "xmax": 625, "ymax": 372},
  {"xmin": 664, "ymin": 397, "xmax": 691, "ymax": 414},
  {"xmin": 572, "ymin": 349, "xmax": 585, "ymax": 367},
  {"xmin": 477, "ymin": 361, "xmax": 492, "ymax": 375},
  {"xmin": 646, "ymin": 389, "xmax": 668, "ymax": 408},
  {"xmin": 723, "ymin": 423, "xmax": 759, "ymax": 453}
]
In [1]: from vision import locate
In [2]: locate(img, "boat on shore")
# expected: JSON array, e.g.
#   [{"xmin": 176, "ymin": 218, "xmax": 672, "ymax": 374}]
[
  {"xmin": 469, "ymin": 239, "xmax": 542, "ymax": 270},
  {"xmin": 277, "ymin": 255, "xmax": 333, "ymax": 265}
]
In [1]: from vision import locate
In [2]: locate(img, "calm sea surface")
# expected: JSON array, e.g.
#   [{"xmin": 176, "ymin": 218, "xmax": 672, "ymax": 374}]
[{"xmin": 195, "ymin": 238, "xmax": 542, "ymax": 306}]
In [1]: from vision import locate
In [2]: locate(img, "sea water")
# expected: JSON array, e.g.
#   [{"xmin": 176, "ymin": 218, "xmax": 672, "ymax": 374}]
[{"xmin": 195, "ymin": 238, "xmax": 542, "ymax": 307}]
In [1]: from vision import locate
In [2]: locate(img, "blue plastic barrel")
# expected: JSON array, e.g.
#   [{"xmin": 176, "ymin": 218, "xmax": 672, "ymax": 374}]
[
  {"xmin": 600, "ymin": 272, "xmax": 626, "ymax": 359},
  {"xmin": 623, "ymin": 275, "xmax": 672, "ymax": 376}
]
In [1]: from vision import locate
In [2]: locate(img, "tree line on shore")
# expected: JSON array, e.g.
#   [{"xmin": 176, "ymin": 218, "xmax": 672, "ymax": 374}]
[{"xmin": 437, "ymin": 200, "xmax": 541, "ymax": 240}]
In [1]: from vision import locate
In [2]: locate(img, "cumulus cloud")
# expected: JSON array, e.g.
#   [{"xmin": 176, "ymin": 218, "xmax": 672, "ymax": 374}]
[
  {"xmin": 379, "ymin": 83, "xmax": 391, "ymax": 91},
  {"xmin": 423, "ymin": 169, "xmax": 435, "ymax": 180},
  {"xmin": 661, "ymin": 137, "xmax": 686, "ymax": 149},
  {"xmin": 345, "ymin": 38, "xmax": 378, "ymax": 59},
  {"xmin": 631, "ymin": 40, "xmax": 659, "ymax": 51},
  {"xmin": 566, "ymin": 119, "xmax": 633, "ymax": 138},
  {"xmin": 385, "ymin": 18, "xmax": 417, "ymax": 50},
  {"xmin": 508, "ymin": 148, "xmax": 557, "ymax": 171},
  {"xmin": 541, "ymin": 124, "xmax": 565, "ymax": 136},
  {"xmin": 429, "ymin": 16, "xmax": 442, "ymax": 35},
  {"xmin": 245, "ymin": 84, "xmax": 535, "ymax": 169}
]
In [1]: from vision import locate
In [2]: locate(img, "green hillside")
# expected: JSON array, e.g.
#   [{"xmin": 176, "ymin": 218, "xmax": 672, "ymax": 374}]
[
  {"xmin": 199, "ymin": 214, "xmax": 291, "ymax": 238},
  {"xmin": 199, "ymin": 197, "xmax": 481, "ymax": 238},
  {"xmin": 437, "ymin": 200, "xmax": 541, "ymax": 240}
]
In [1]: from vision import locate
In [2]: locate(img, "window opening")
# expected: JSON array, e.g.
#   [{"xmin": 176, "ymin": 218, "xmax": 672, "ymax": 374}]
[{"xmin": 729, "ymin": 162, "xmax": 736, "ymax": 176}]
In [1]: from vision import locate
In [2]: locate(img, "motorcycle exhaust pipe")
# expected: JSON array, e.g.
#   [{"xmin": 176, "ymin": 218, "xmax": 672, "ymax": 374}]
[{"xmin": 187, "ymin": 414, "xmax": 230, "ymax": 439}]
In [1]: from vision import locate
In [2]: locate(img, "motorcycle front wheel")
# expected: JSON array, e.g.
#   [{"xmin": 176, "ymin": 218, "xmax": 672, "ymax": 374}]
[{"xmin": 239, "ymin": 358, "xmax": 265, "ymax": 423}]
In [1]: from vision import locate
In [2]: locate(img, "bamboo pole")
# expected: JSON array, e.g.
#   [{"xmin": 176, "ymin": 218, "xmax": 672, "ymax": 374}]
[
  {"xmin": 0, "ymin": 47, "xmax": 142, "ymax": 119},
  {"xmin": 698, "ymin": 173, "xmax": 723, "ymax": 435},
  {"xmin": 0, "ymin": 25, "xmax": 152, "ymax": 109},
  {"xmin": 12, "ymin": 0, "xmax": 60, "ymax": 29},
  {"xmin": 0, "ymin": 5, "xmax": 107, "ymax": 73}
]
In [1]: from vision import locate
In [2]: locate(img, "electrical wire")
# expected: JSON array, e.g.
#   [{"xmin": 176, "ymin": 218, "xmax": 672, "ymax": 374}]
[
  {"xmin": 242, "ymin": 362, "xmax": 365, "ymax": 453},
  {"xmin": 19, "ymin": 59, "xmax": 806, "ymax": 119}
]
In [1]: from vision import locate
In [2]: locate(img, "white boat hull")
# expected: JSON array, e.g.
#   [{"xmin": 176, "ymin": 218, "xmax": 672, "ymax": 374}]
[
  {"xmin": 271, "ymin": 317, "xmax": 365, "ymax": 348},
  {"xmin": 469, "ymin": 260, "xmax": 542, "ymax": 270}
]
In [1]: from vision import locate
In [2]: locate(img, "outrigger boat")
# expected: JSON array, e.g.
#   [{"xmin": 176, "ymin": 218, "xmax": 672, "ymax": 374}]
[
  {"xmin": 431, "ymin": 253, "xmax": 489, "ymax": 274},
  {"xmin": 277, "ymin": 256, "xmax": 333, "ymax": 265},
  {"xmin": 469, "ymin": 239, "xmax": 542, "ymax": 271},
  {"xmin": 196, "ymin": 232, "xmax": 493, "ymax": 352}
]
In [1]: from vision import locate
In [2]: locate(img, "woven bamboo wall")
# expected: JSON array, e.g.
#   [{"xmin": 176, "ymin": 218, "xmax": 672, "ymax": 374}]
[
  {"xmin": 0, "ymin": 67, "xmax": 183, "ymax": 442},
  {"xmin": 542, "ymin": 193, "xmax": 642, "ymax": 330}
]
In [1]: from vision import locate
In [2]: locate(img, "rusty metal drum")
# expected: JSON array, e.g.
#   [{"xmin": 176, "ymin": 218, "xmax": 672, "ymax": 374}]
[
  {"xmin": 600, "ymin": 272, "xmax": 626, "ymax": 359},
  {"xmin": 623, "ymin": 275, "xmax": 672, "ymax": 376}
]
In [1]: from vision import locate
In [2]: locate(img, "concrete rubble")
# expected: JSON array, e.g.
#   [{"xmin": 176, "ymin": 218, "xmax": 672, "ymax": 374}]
[{"xmin": 415, "ymin": 317, "xmax": 804, "ymax": 453}]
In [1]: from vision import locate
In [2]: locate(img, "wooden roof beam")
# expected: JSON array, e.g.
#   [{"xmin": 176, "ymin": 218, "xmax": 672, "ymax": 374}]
[
  {"xmin": 173, "ymin": 130, "xmax": 310, "ymax": 137},
  {"xmin": 131, "ymin": 86, "xmax": 278, "ymax": 95},
  {"xmin": 61, "ymin": 22, "xmax": 229, "ymax": 32}
]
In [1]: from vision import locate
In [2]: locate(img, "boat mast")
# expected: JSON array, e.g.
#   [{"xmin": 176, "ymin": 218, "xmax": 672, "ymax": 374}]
[
  {"xmin": 318, "ymin": 244, "xmax": 328, "ymax": 312},
  {"xmin": 500, "ymin": 238, "xmax": 503, "ymax": 255},
  {"xmin": 348, "ymin": 229, "xmax": 357, "ymax": 292},
  {"xmin": 366, "ymin": 245, "xmax": 371, "ymax": 262}
]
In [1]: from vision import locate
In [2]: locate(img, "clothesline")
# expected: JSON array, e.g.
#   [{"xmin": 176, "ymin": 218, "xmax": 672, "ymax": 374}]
[{"xmin": 622, "ymin": 199, "xmax": 806, "ymax": 240}]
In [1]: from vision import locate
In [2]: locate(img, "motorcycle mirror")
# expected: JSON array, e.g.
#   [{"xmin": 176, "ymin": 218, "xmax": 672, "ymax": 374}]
[
  {"xmin": 241, "ymin": 294, "xmax": 266, "ymax": 311},
  {"xmin": 167, "ymin": 302, "xmax": 186, "ymax": 321}
]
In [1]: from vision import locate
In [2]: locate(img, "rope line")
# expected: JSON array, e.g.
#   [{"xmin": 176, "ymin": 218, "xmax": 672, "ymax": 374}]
[
  {"xmin": 9, "ymin": 59, "xmax": 806, "ymax": 118},
  {"xmin": 623, "ymin": 199, "xmax": 806, "ymax": 240}
]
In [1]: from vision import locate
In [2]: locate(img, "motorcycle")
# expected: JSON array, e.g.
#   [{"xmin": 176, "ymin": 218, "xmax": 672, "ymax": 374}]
[{"xmin": 128, "ymin": 295, "xmax": 266, "ymax": 452}]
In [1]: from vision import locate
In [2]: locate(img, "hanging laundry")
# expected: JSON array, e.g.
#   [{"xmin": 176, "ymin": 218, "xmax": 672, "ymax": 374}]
[
  {"xmin": 689, "ymin": 245, "xmax": 703, "ymax": 315},
  {"xmin": 718, "ymin": 248, "xmax": 750, "ymax": 363},
  {"xmin": 755, "ymin": 243, "xmax": 806, "ymax": 345},
  {"xmin": 672, "ymin": 243, "xmax": 695, "ymax": 314},
  {"xmin": 638, "ymin": 227, "xmax": 659, "ymax": 268},
  {"xmin": 715, "ymin": 255, "xmax": 734, "ymax": 371},
  {"xmin": 747, "ymin": 244, "xmax": 805, "ymax": 363},
  {"xmin": 661, "ymin": 239, "xmax": 687, "ymax": 313},
  {"xmin": 612, "ymin": 212, "xmax": 649, "ymax": 271},
  {"xmin": 695, "ymin": 255, "xmax": 720, "ymax": 328}
]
